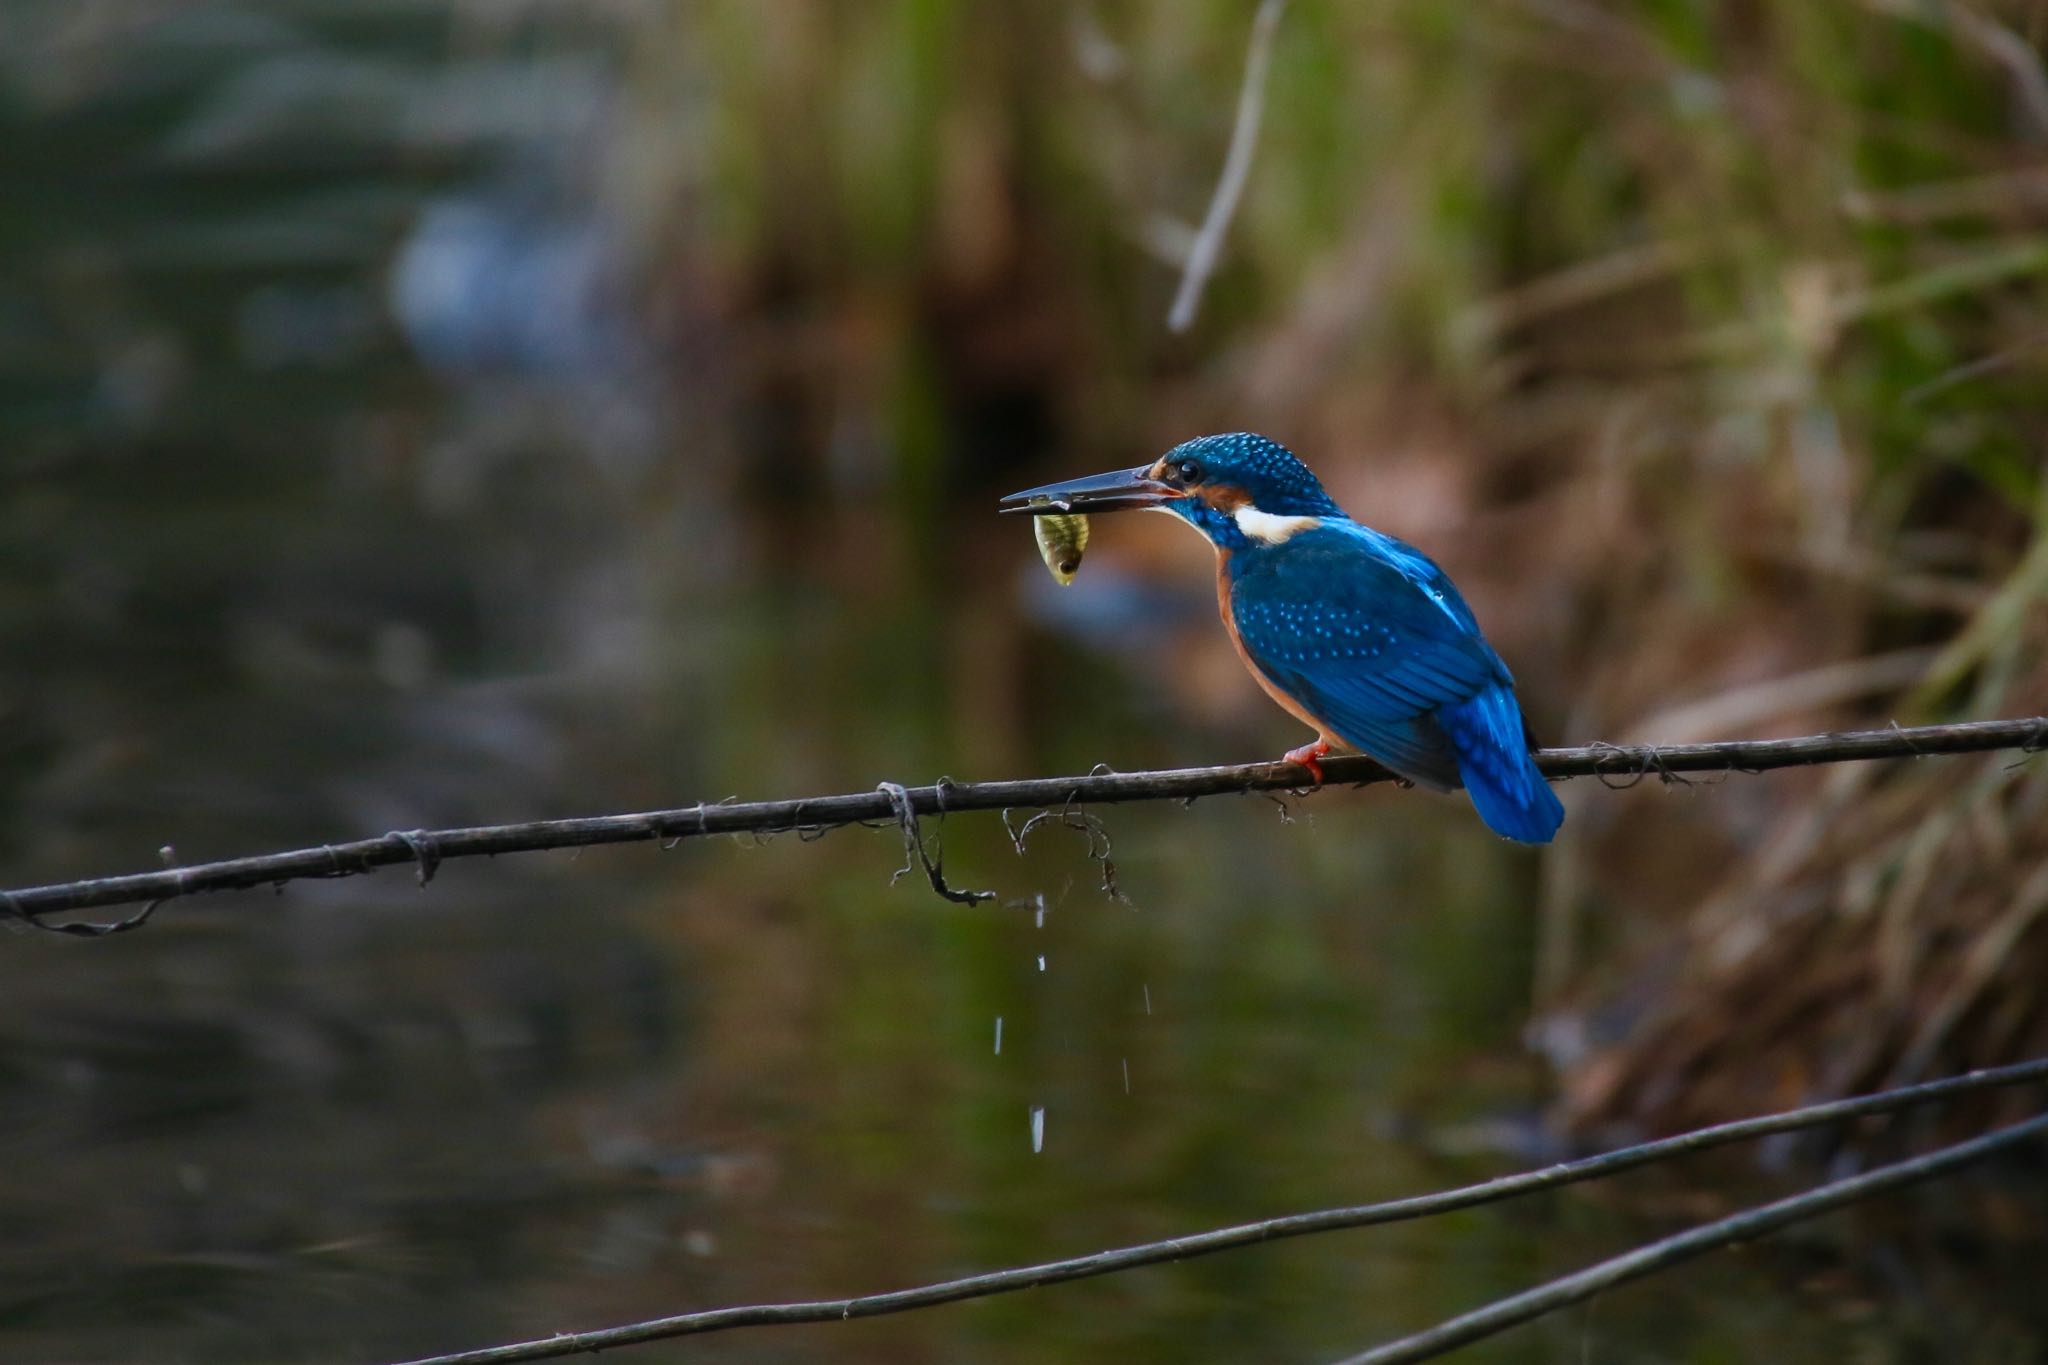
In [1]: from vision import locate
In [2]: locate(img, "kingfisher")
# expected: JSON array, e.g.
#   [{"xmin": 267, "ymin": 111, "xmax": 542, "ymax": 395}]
[{"xmin": 1001, "ymin": 432, "xmax": 1564, "ymax": 844}]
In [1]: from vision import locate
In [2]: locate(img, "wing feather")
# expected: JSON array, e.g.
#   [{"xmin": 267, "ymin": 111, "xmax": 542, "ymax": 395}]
[{"xmin": 1230, "ymin": 528, "xmax": 1508, "ymax": 789}]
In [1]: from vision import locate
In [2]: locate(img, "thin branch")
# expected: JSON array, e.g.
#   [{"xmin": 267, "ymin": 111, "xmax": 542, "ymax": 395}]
[
  {"xmin": 1166, "ymin": 0, "xmax": 1288, "ymax": 333},
  {"xmin": 1330, "ymin": 1111, "xmax": 2048, "ymax": 1365},
  {"xmin": 5, "ymin": 716, "xmax": 2044, "ymax": 924},
  {"xmin": 386, "ymin": 1058, "xmax": 2048, "ymax": 1365}
]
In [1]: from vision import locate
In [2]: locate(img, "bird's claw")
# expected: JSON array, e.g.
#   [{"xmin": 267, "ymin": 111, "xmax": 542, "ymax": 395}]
[{"xmin": 1282, "ymin": 738, "xmax": 1332, "ymax": 787}]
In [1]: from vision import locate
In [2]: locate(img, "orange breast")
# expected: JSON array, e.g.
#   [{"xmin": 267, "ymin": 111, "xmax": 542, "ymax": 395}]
[{"xmin": 1214, "ymin": 549, "xmax": 1333, "ymax": 740}]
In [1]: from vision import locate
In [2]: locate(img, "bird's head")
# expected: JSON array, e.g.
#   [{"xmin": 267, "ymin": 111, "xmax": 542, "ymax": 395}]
[{"xmin": 1000, "ymin": 433, "xmax": 1341, "ymax": 550}]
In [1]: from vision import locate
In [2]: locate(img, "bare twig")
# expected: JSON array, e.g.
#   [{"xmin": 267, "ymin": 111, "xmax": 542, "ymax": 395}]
[
  {"xmin": 1330, "ymin": 1111, "xmax": 2048, "ymax": 1365},
  {"xmin": 384, "ymin": 1058, "xmax": 2048, "ymax": 1365},
  {"xmin": 1166, "ymin": 0, "xmax": 1288, "ymax": 333},
  {"xmin": 4, "ymin": 717, "xmax": 2044, "ymax": 925}
]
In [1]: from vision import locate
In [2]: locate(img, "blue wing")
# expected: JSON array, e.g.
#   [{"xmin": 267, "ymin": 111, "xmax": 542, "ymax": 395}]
[{"xmin": 1228, "ymin": 526, "xmax": 1511, "ymax": 791}]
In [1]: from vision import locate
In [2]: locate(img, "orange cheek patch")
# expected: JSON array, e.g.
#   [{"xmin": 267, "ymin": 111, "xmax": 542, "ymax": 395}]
[{"xmin": 1198, "ymin": 484, "xmax": 1251, "ymax": 511}]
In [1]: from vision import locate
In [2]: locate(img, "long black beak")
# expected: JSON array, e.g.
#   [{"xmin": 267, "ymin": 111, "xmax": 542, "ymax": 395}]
[{"xmin": 998, "ymin": 464, "xmax": 1180, "ymax": 515}]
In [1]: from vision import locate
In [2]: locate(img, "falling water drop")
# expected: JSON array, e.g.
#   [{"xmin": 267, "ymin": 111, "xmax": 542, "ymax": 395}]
[
  {"xmin": 1142, "ymin": 983, "xmax": 1152, "ymax": 1015},
  {"xmin": 994, "ymin": 1016, "xmax": 1003, "ymax": 1055},
  {"xmin": 1121, "ymin": 1058, "xmax": 1131, "ymax": 1094},
  {"xmin": 1037, "ymin": 954, "xmax": 1046, "ymax": 972},
  {"xmin": 1030, "ymin": 1105, "xmax": 1046, "ymax": 1153}
]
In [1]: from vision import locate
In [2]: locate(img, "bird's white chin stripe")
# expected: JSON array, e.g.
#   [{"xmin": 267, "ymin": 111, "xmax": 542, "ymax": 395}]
[{"xmin": 1233, "ymin": 506, "xmax": 1321, "ymax": 544}]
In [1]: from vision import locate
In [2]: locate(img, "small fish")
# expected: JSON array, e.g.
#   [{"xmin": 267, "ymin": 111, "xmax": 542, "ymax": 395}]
[{"xmin": 1033, "ymin": 511, "xmax": 1090, "ymax": 585}]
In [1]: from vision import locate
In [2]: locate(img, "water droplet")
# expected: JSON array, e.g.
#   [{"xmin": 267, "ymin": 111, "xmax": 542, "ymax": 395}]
[
  {"xmin": 1142, "ymin": 983, "xmax": 1152, "ymax": 1015},
  {"xmin": 1030, "ymin": 1105, "xmax": 1046, "ymax": 1153},
  {"xmin": 1037, "ymin": 954, "xmax": 1047, "ymax": 972},
  {"xmin": 1121, "ymin": 1058, "xmax": 1131, "ymax": 1094},
  {"xmin": 994, "ymin": 1016, "xmax": 1003, "ymax": 1055}
]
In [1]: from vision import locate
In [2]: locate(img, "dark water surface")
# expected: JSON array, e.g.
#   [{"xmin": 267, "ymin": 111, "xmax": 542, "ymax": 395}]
[{"xmin": 2, "ymin": 6, "xmax": 2041, "ymax": 1363}]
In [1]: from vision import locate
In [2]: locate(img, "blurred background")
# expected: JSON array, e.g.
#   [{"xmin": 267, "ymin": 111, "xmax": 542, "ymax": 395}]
[{"xmin": 3, "ymin": 1, "xmax": 2047, "ymax": 1361}]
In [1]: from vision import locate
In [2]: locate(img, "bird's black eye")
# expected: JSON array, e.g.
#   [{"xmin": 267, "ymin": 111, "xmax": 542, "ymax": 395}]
[{"xmin": 1177, "ymin": 459, "xmax": 1203, "ymax": 484}]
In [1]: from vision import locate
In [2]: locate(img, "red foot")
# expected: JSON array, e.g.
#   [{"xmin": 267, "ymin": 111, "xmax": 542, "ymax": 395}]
[{"xmin": 1283, "ymin": 737, "xmax": 1332, "ymax": 786}]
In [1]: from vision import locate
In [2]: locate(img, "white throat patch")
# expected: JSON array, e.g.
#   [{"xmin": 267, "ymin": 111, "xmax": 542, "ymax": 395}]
[{"xmin": 1232, "ymin": 505, "xmax": 1321, "ymax": 545}]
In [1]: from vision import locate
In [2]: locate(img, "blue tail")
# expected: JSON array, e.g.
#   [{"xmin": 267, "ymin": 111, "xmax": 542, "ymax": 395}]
[{"xmin": 1439, "ymin": 687, "xmax": 1563, "ymax": 844}]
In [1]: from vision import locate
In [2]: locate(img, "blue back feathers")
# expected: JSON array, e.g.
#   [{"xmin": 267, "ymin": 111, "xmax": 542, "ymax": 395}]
[{"xmin": 1175, "ymin": 433, "xmax": 1563, "ymax": 844}]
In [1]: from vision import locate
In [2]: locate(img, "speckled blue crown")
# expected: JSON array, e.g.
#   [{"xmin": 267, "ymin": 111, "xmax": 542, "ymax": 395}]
[{"xmin": 1161, "ymin": 433, "xmax": 1340, "ymax": 518}]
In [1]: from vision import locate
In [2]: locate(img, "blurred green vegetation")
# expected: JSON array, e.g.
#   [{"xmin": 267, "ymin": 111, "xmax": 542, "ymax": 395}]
[{"xmin": 2, "ymin": 1, "xmax": 2047, "ymax": 1361}]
